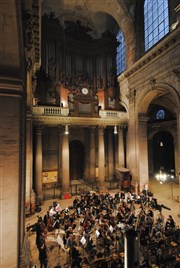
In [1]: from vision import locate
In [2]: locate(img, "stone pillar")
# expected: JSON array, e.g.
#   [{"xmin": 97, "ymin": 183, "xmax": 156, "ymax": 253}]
[
  {"xmin": 108, "ymin": 128, "xmax": 114, "ymax": 179},
  {"xmin": 89, "ymin": 127, "xmax": 96, "ymax": 181},
  {"xmin": 35, "ymin": 126, "xmax": 43, "ymax": 201},
  {"xmin": 114, "ymin": 128, "xmax": 118, "ymax": 170},
  {"xmin": 148, "ymin": 137, "xmax": 154, "ymax": 177},
  {"xmin": 98, "ymin": 126, "xmax": 105, "ymax": 186},
  {"xmin": 126, "ymin": 90, "xmax": 138, "ymax": 180},
  {"xmin": 138, "ymin": 114, "xmax": 149, "ymax": 192},
  {"xmin": 117, "ymin": 126, "xmax": 125, "ymax": 167},
  {"xmin": 25, "ymin": 112, "xmax": 33, "ymax": 216},
  {"xmin": 58, "ymin": 126, "xmax": 63, "ymax": 185},
  {"xmin": 0, "ymin": 83, "xmax": 26, "ymax": 268},
  {"xmin": 62, "ymin": 125, "xmax": 70, "ymax": 194}
]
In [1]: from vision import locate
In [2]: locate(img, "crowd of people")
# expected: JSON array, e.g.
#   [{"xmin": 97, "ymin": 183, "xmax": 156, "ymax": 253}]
[{"xmin": 28, "ymin": 188, "xmax": 180, "ymax": 268}]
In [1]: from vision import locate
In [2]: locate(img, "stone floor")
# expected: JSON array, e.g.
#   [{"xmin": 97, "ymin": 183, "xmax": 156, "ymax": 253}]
[{"xmin": 26, "ymin": 178, "xmax": 180, "ymax": 268}]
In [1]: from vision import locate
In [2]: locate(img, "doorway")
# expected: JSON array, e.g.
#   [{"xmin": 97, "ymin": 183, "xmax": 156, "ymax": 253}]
[
  {"xmin": 152, "ymin": 131, "xmax": 175, "ymax": 174},
  {"xmin": 69, "ymin": 140, "xmax": 85, "ymax": 180}
]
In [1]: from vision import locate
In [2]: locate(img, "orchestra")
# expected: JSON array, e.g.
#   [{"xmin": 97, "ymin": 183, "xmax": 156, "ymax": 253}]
[{"xmin": 27, "ymin": 189, "xmax": 179, "ymax": 268}]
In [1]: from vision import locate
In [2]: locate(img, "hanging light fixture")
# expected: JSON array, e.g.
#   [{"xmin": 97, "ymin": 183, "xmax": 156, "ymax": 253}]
[
  {"xmin": 65, "ymin": 125, "xmax": 69, "ymax": 135},
  {"xmin": 114, "ymin": 125, "xmax": 117, "ymax": 134}
]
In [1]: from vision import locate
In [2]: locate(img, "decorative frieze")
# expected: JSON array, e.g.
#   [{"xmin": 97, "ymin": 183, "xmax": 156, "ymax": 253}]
[{"xmin": 126, "ymin": 88, "xmax": 136, "ymax": 104}]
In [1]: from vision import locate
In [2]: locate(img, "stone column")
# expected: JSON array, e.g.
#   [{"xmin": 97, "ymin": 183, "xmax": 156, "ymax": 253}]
[
  {"xmin": 61, "ymin": 125, "xmax": 70, "ymax": 194},
  {"xmin": 58, "ymin": 126, "xmax": 63, "ymax": 185},
  {"xmin": 126, "ymin": 90, "xmax": 138, "ymax": 181},
  {"xmin": 114, "ymin": 128, "xmax": 118, "ymax": 170},
  {"xmin": 148, "ymin": 137, "xmax": 154, "ymax": 177},
  {"xmin": 25, "ymin": 113, "xmax": 33, "ymax": 215},
  {"xmin": 89, "ymin": 127, "xmax": 96, "ymax": 181},
  {"xmin": 98, "ymin": 126, "xmax": 105, "ymax": 186},
  {"xmin": 108, "ymin": 128, "xmax": 114, "ymax": 179},
  {"xmin": 117, "ymin": 126, "xmax": 125, "ymax": 167},
  {"xmin": 35, "ymin": 126, "xmax": 43, "ymax": 201},
  {"xmin": 138, "ymin": 114, "xmax": 149, "ymax": 192},
  {"xmin": 0, "ymin": 83, "xmax": 26, "ymax": 268}
]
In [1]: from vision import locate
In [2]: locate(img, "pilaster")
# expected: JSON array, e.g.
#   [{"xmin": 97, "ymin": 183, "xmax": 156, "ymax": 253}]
[
  {"xmin": 117, "ymin": 126, "xmax": 125, "ymax": 168},
  {"xmin": 34, "ymin": 125, "xmax": 43, "ymax": 201},
  {"xmin": 58, "ymin": 126, "xmax": 64, "ymax": 185},
  {"xmin": 98, "ymin": 126, "xmax": 105, "ymax": 187},
  {"xmin": 89, "ymin": 127, "xmax": 96, "ymax": 181},
  {"xmin": 61, "ymin": 125, "xmax": 70, "ymax": 194},
  {"xmin": 108, "ymin": 128, "xmax": 114, "ymax": 179},
  {"xmin": 138, "ymin": 113, "xmax": 149, "ymax": 192}
]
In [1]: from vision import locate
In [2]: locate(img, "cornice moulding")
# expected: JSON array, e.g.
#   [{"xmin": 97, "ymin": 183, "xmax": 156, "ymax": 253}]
[{"xmin": 118, "ymin": 27, "xmax": 180, "ymax": 81}]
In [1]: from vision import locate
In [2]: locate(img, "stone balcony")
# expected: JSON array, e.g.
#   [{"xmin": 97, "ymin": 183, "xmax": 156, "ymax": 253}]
[{"xmin": 32, "ymin": 105, "xmax": 128, "ymax": 127}]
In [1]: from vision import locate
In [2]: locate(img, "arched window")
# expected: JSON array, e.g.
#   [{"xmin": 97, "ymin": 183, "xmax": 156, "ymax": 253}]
[
  {"xmin": 144, "ymin": 0, "xmax": 169, "ymax": 51},
  {"xmin": 116, "ymin": 30, "xmax": 126, "ymax": 75},
  {"xmin": 156, "ymin": 109, "xmax": 165, "ymax": 120}
]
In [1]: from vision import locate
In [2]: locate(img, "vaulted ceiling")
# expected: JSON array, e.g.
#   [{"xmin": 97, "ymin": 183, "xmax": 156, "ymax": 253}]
[{"xmin": 42, "ymin": 0, "xmax": 137, "ymax": 38}]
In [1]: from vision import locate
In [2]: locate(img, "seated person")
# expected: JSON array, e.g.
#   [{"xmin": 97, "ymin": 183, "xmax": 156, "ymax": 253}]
[
  {"xmin": 55, "ymin": 203, "xmax": 62, "ymax": 212},
  {"xmin": 165, "ymin": 215, "xmax": 175, "ymax": 230},
  {"xmin": 49, "ymin": 206, "xmax": 56, "ymax": 217}
]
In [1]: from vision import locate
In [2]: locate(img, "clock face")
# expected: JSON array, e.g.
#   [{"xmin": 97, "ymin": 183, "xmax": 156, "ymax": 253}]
[{"xmin": 82, "ymin": 87, "xmax": 89, "ymax": 95}]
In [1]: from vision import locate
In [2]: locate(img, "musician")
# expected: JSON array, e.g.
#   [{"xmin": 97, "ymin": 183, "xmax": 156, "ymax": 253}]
[
  {"xmin": 36, "ymin": 217, "xmax": 46, "ymax": 248},
  {"xmin": 156, "ymin": 209, "xmax": 164, "ymax": 226},
  {"xmin": 110, "ymin": 253, "xmax": 123, "ymax": 268},
  {"xmin": 140, "ymin": 257, "xmax": 150, "ymax": 267},
  {"xmin": 55, "ymin": 203, "xmax": 62, "ymax": 212},
  {"xmin": 126, "ymin": 209, "xmax": 136, "ymax": 225},
  {"xmin": 66, "ymin": 233, "xmax": 75, "ymax": 249},
  {"xmin": 71, "ymin": 244, "xmax": 81, "ymax": 268},
  {"xmin": 43, "ymin": 211, "xmax": 50, "ymax": 227},
  {"xmin": 49, "ymin": 206, "xmax": 56, "ymax": 217},
  {"xmin": 38, "ymin": 241, "xmax": 48, "ymax": 268},
  {"xmin": 165, "ymin": 215, "xmax": 175, "ymax": 231}
]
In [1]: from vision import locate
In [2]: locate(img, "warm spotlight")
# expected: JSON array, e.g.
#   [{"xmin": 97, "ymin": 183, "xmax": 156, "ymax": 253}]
[
  {"xmin": 65, "ymin": 125, "xmax": 69, "ymax": 135},
  {"xmin": 114, "ymin": 125, "xmax": 117, "ymax": 134}
]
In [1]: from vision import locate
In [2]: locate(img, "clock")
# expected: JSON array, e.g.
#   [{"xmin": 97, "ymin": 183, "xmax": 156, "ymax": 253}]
[{"xmin": 82, "ymin": 87, "xmax": 89, "ymax": 95}]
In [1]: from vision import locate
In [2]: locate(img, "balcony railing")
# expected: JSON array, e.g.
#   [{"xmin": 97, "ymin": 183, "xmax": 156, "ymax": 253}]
[
  {"xmin": 99, "ymin": 109, "xmax": 127, "ymax": 119},
  {"xmin": 33, "ymin": 106, "xmax": 69, "ymax": 116}
]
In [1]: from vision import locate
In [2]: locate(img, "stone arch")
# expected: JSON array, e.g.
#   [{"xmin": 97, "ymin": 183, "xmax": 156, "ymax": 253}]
[
  {"xmin": 137, "ymin": 82, "xmax": 180, "ymax": 115},
  {"xmin": 119, "ymin": 100, "xmax": 129, "ymax": 113},
  {"xmin": 149, "ymin": 130, "xmax": 175, "ymax": 175},
  {"xmin": 88, "ymin": 0, "xmax": 136, "ymax": 67}
]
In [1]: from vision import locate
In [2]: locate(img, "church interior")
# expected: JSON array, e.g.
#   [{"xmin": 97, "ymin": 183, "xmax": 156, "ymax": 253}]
[{"xmin": 0, "ymin": 0, "xmax": 180, "ymax": 267}]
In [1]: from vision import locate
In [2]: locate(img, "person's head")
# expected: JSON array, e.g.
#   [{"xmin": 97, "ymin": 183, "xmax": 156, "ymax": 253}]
[{"xmin": 38, "ymin": 216, "xmax": 42, "ymax": 223}]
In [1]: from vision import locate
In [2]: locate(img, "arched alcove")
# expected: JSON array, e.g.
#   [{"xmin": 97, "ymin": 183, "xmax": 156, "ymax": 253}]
[
  {"xmin": 69, "ymin": 140, "xmax": 85, "ymax": 180},
  {"xmin": 152, "ymin": 131, "xmax": 175, "ymax": 174}
]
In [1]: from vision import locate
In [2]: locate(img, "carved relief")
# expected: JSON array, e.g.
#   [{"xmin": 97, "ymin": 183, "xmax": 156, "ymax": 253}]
[
  {"xmin": 22, "ymin": 10, "xmax": 33, "ymax": 51},
  {"xmin": 126, "ymin": 88, "xmax": 136, "ymax": 104}
]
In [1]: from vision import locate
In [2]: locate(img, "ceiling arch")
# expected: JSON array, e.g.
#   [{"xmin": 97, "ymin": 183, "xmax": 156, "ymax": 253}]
[
  {"xmin": 138, "ymin": 83, "xmax": 179, "ymax": 116},
  {"xmin": 42, "ymin": 0, "xmax": 136, "ymax": 67}
]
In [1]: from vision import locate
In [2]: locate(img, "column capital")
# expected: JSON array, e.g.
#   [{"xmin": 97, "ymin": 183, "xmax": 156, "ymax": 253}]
[
  {"xmin": 98, "ymin": 126, "xmax": 105, "ymax": 135},
  {"xmin": 35, "ymin": 125, "xmax": 43, "ymax": 134},
  {"xmin": 90, "ymin": 126, "xmax": 96, "ymax": 134},
  {"xmin": 138, "ymin": 113, "xmax": 149, "ymax": 122}
]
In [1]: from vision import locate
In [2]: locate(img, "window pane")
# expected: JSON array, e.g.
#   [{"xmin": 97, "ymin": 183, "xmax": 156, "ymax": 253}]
[
  {"xmin": 144, "ymin": 0, "xmax": 169, "ymax": 51},
  {"xmin": 116, "ymin": 30, "xmax": 126, "ymax": 75}
]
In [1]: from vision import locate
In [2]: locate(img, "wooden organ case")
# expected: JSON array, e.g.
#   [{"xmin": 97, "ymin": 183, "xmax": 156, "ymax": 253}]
[{"xmin": 36, "ymin": 14, "xmax": 119, "ymax": 115}]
